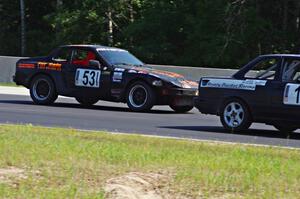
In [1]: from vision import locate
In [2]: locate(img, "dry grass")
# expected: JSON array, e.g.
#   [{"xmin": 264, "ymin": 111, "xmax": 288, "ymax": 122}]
[{"xmin": 1, "ymin": 124, "xmax": 300, "ymax": 198}]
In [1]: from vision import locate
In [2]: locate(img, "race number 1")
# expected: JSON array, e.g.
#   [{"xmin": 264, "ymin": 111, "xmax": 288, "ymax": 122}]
[
  {"xmin": 75, "ymin": 69, "xmax": 101, "ymax": 88},
  {"xmin": 283, "ymin": 83, "xmax": 300, "ymax": 105}
]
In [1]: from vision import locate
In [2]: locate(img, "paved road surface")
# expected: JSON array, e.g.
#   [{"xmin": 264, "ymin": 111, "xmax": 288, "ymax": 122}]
[{"xmin": 0, "ymin": 87, "xmax": 300, "ymax": 148}]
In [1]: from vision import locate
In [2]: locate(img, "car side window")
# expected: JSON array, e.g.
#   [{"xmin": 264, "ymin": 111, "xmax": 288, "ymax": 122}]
[
  {"xmin": 52, "ymin": 48, "xmax": 72, "ymax": 63},
  {"xmin": 72, "ymin": 49, "xmax": 96, "ymax": 67},
  {"xmin": 282, "ymin": 58, "xmax": 300, "ymax": 82},
  {"xmin": 244, "ymin": 58, "xmax": 279, "ymax": 80}
]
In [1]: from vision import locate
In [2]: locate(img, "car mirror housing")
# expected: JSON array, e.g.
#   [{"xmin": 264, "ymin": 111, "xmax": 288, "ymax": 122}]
[{"xmin": 89, "ymin": 60, "xmax": 101, "ymax": 69}]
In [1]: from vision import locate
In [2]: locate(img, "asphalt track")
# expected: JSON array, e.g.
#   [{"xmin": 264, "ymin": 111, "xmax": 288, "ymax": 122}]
[{"xmin": 1, "ymin": 88, "xmax": 300, "ymax": 148}]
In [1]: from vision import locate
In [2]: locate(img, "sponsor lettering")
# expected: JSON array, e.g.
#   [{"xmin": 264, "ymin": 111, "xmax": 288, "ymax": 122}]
[
  {"xmin": 38, "ymin": 62, "xmax": 62, "ymax": 71},
  {"xmin": 201, "ymin": 78, "xmax": 267, "ymax": 91}
]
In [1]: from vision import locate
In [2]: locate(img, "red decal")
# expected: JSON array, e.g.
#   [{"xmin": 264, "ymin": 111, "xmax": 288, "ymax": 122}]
[{"xmin": 18, "ymin": 63, "xmax": 35, "ymax": 68}]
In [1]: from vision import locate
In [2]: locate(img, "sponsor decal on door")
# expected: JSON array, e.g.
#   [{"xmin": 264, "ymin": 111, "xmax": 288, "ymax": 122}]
[
  {"xmin": 75, "ymin": 69, "xmax": 101, "ymax": 88},
  {"xmin": 200, "ymin": 78, "xmax": 267, "ymax": 91}
]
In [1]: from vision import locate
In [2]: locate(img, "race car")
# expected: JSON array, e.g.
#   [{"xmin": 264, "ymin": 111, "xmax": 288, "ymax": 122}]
[
  {"xmin": 14, "ymin": 45, "xmax": 198, "ymax": 112},
  {"xmin": 194, "ymin": 54, "xmax": 300, "ymax": 133}
]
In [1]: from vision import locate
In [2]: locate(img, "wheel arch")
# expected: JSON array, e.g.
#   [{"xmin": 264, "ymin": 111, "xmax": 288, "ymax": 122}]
[
  {"xmin": 122, "ymin": 78, "xmax": 155, "ymax": 101},
  {"xmin": 28, "ymin": 72, "xmax": 57, "ymax": 92}
]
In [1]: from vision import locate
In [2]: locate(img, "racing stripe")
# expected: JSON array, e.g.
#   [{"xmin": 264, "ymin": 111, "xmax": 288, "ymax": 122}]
[{"xmin": 18, "ymin": 63, "xmax": 35, "ymax": 68}]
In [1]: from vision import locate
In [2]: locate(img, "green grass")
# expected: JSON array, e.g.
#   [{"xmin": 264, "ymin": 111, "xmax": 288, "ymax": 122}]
[
  {"xmin": 1, "ymin": 124, "xmax": 300, "ymax": 198},
  {"xmin": 0, "ymin": 82, "xmax": 18, "ymax": 87}
]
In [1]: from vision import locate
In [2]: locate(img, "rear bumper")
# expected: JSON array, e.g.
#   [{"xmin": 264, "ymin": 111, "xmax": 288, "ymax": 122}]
[
  {"xmin": 13, "ymin": 72, "xmax": 28, "ymax": 86},
  {"xmin": 194, "ymin": 97, "xmax": 220, "ymax": 115}
]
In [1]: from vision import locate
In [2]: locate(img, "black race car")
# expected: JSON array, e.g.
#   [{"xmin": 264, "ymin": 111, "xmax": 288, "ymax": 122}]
[
  {"xmin": 195, "ymin": 54, "xmax": 300, "ymax": 133},
  {"xmin": 14, "ymin": 45, "xmax": 198, "ymax": 112}
]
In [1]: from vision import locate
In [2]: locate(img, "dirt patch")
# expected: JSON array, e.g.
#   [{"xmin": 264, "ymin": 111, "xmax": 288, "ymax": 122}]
[
  {"xmin": 211, "ymin": 193, "xmax": 243, "ymax": 199},
  {"xmin": 0, "ymin": 167, "xmax": 27, "ymax": 185},
  {"xmin": 104, "ymin": 171, "xmax": 178, "ymax": 199},
  {"xmin": 104, "ymin": 172, "xmax": 243, "ymax": 199}
]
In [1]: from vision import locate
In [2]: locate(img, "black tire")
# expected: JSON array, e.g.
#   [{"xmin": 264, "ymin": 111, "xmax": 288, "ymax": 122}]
[
  {"xmin": 75, "ymin": 97, "xmax": 99, "ymax": 107},
  {"xmin": 170, "ymin": 105, "xmax": 193, "ymax": 113},
  {"xmin": 220, "ymin": 98, "xmax": 252, "ymax": 132},
  {"xmin": 273, "ymin": 125, "xmax": 297, "ymax": 134},
  {"xmin": 126, "ymin": 81, "xmax": 156, "ymax": 112},
  {"xmin": 30, "ymin": 75, "xmax": 58, "ymax": 105}
]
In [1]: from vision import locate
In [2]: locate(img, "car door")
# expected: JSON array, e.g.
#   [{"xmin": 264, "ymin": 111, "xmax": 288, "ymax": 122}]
[
  {"xmin": 64, "ymin": 48, "xmax": 111, "ymax": 98},
  {"xmin": 241, "ymin": 56, "xmax": 282, "ymax": 119},
  {"xmin": 51, "ymin": 47, "xmax": 73, "ymax": 95},
  {"xmin": 269, "ymin": 57, "xmax": 300, "ymax": 122}
]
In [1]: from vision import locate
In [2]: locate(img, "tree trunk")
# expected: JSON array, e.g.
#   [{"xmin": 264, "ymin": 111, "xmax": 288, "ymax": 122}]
[
  {"xmin": 57, "ymin": 0, "xmax": 62, "ymax": 8},
  {"xmin": 20, "ymin": 0, "xmax": 25, "ymax": 56},
  {"xmin": 128, "ymin": 0, "xmax": 134, "ymax": 47},
  {"xmin": 107, "ymin": 8, "xmax": 113, "ymax": 46},
  {"xmin": 296, "ymin": 1, "xmax": 300, "ymax": 32},
  {"xmin": 129, "ymin": 0, "xmax": 134, "ymax": 23},
  {"xmin": 283, "ymin": 0, "xmax": 288, "ymax": 33},
  {"xmin": 55, "ymin": 0, "xmax": 63, "ymax": 42},
  {"xmin": 295, "ymin": 0, "xmax": 300, "ymax": 53},
  {"xmin": 0, "ymin": 2, "xmax": 2, "ymax": 44}
]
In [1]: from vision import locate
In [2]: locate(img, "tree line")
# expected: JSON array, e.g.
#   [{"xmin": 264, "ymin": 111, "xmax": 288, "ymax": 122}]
[{"xmin": 0, "ymin": 0, "xmax": 300, "ymax": 68}]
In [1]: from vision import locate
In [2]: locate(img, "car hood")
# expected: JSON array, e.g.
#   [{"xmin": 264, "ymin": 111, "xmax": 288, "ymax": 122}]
[{"xmin": 114, "ymin": 65, "xmax": 198, "ymax": 89}]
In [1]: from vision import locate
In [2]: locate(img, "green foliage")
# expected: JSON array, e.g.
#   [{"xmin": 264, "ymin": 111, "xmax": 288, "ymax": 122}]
[
  {"xmin": 0, "ymin": 1, "xmax": 21, "ymax": 56},
  {"xmin": 0, "ymin": 0, "xmax": 300, "ymax": 68}
]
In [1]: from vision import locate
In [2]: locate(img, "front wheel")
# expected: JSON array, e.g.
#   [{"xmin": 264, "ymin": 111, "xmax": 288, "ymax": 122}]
[
  {"xmin": 220, "ymin": 99, "xmax": 252, "ymax": 132},
  {"xmin": 170, "ymin": 105, "xmax": 193, "ymax": 113},
  {"xmin": 126, "ymin": 81, "xmax": 156, "ymax": 112},
  {"xmin": 30, "ymin": 75, "xmax": 57, "ymax": 105},
  {"xmin": 75, "ymin": 97, "xmax": 99, "ymax": 107}
]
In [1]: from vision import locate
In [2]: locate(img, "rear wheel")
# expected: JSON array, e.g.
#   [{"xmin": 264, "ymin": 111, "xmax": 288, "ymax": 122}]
[
  {"xmin": 273, "ymin": 124, "xmax": 297, "ymax": 134},
  {"xmin": 220, "ymin": 99, "xmax": 252, "ymax": 132},
  {"xmin": 30, "ymin": 75, "xmax": 57, "ymax": 105},
  {"xmin": 170, "ymin": 105, "xmax": 193, "ymax": 113},
  {"xmin": 75, "ymin": 97, "xmax": 99, "ymax": 107},
  {"xmin": 126, "ymin": 81, "xmax": 156, "ymax": 112}
]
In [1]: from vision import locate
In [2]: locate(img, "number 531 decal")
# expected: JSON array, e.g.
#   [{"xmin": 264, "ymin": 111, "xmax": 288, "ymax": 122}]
[{"xmin": 75, "ymin": 69, "xmax": 101, "ymax": 88}]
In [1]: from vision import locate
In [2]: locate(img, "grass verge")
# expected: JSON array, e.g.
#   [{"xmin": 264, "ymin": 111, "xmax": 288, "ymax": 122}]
[
  {"xmin": 0, "ymin": 124, "xmax": 300, "ymax": 198},
  {"xmin": 0, "ymin": 82, "xmax": 18, "ymax": 87}
]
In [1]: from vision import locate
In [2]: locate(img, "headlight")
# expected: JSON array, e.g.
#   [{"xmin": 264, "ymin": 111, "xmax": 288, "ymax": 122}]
[
  {"xmin": 171, "ymin": 81, "xmax": 182, "ymax": 88},
  {"xmin": 181, "ymin": 82, "xmax": 192, "ymax": 88},
  {"xmin": 152, "ymin": 80, "xmax": 163, "ymax": 86}
]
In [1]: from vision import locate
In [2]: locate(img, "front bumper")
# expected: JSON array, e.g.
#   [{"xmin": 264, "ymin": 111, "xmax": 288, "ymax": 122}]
[
  {"xmin": 158, "ymin": 88, "xmax": 198, "ymax": 106},
  {"xmin": 161, "ymin": 88, "xmax": 198, "ymax": 97}
]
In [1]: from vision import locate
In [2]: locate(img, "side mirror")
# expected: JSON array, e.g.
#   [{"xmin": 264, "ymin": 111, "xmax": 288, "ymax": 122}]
[
  {"xmin": 89, "ymin": 60, "xmax": 101, "ymax": 69},
  {"xmin": 297, "ymin": 76, "xmax": 300, "ymax": 83}
]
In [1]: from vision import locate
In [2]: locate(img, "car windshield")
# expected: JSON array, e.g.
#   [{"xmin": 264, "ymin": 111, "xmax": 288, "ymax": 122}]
[{"xmin": 97, "ymin": 48, "xmax": 144, "ymax": 67}]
